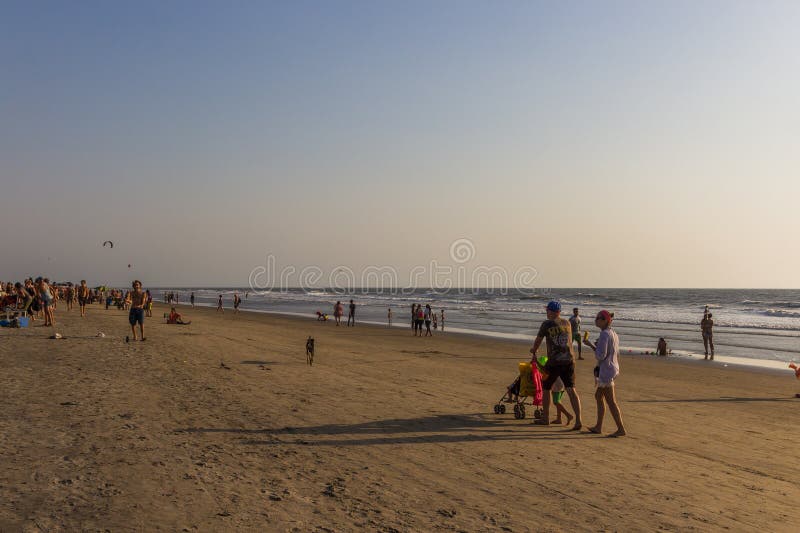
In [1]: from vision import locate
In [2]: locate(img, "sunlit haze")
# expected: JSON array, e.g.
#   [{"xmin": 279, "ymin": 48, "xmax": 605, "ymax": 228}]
[{"xmin": 2, "ymin": 1, "xmax": 799, "ymax": 288}]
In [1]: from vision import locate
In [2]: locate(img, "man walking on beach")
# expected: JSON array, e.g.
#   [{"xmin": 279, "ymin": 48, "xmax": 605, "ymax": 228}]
[
  {"xmin": 126, "ymin": 280, "xmax": 147, "ymax": 341},
  {"xmin": 347, "ymin": 299, "xmax": 356, "ymax": 327},
  {"xmin": 701, "ymin": 312, "xmax": 714, "ymax": 360},
  {"xmin": 530, "ymin": 301, "xmax": 582, "ymax": 430},
  {"xmin": 570, "ymin": 307, "xmax": 583, "ymax": 360}
]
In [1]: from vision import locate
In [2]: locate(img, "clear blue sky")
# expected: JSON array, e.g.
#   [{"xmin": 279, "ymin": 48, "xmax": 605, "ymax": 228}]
[{"xmin": 2, "ymin": 1, "xmax": 799, "ymax": 287}]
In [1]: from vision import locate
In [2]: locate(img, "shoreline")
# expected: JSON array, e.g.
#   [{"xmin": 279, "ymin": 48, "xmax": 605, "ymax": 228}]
[{"xmin": 178, "ymin": 301, "xmax": 798, "ymax": 376}]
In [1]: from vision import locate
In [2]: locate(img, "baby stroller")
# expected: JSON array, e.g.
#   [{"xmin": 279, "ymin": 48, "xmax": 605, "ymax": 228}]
[{"xmin": 493, "ymin": 361, "xmax": 544, "ymax": 420}]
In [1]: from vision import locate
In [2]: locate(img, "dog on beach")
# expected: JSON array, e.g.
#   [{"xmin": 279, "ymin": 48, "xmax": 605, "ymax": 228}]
[{"xmin": 306, "ymin": 336, "xmax": 315, "ymax": 366}]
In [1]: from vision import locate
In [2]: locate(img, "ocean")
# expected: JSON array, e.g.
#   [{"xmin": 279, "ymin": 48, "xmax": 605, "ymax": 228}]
[{"xmin": 160, "ymin": 288, "xmax": 800, "ymax": 367}]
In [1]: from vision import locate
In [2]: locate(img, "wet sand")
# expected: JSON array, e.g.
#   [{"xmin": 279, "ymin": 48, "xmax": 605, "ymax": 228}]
[{"xmin": 1, "ymin": 303, "xmax": 798, "ymax": 532}]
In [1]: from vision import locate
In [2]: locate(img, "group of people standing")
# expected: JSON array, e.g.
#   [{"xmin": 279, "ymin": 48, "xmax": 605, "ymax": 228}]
[
  {"xmin": 0, "ymin": 278, "xmax": 133, "ymax": 326},
  {"xmin": 409, "ymin": 304, "xmax": 444, "ymax": 337},
  {"xmin": 531, "ymin": 301, "xmax": 626, "ymax": 437},
  {"xmin": 331, "ymin": 300, "xmax": 356, "ymax": 326}
]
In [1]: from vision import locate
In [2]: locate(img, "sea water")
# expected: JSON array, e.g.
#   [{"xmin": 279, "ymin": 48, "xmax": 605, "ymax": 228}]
[{"xmin": 161, "ymin": 288, "xmax": 800, "ymax": 367}]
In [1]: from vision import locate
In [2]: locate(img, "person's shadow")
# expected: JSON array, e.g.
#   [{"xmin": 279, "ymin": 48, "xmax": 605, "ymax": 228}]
[{"xmin": 176, "ymin": 413, "xmax": 584, "ymax": 446}]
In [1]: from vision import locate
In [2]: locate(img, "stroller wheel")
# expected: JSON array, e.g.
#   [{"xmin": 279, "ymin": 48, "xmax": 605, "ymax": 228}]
[
  {"xmin": 512, "ymin": 404, "xmax": 520, "ymax": 419},
  {"xmin": 533, "ymin": 409, "xmax": 543, "ymax": 420},
  {"xmin": 493, "ymin": 404, "xmax": 500, "ymax": 414},
  {"xmin": 499, "ymin": 404, "xmax": 506, "ymax": 414},
  {"xmin": 519, "ymin": 406, "xmax": 526, "ymax": 419}
]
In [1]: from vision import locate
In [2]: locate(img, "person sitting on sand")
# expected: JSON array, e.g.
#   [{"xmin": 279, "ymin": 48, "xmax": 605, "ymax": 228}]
[
  {"xmin": 167, "ymin": 307, "xmax": 190, "ymax": 325},
  {"xmin": 530, "ymin": 301, "xmax": 582, "ymax": 430},
  {"xmin": 583, "ymin": 310, "xmax": 626, "ymax": 437},
  {"xmin": 657, "ymin": 337, "xmax": 668, "ymax": 356}
]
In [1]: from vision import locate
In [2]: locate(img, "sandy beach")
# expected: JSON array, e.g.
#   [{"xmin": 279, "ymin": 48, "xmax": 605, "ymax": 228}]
[{"xmin": 1, "ymin": 303, "xmax": 798, "ymax": 532}]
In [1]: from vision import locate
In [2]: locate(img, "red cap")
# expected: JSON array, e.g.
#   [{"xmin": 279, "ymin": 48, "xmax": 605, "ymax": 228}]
[{"xmin": 597, "ymin": 310, "xmax": 613, "ymax": 323}]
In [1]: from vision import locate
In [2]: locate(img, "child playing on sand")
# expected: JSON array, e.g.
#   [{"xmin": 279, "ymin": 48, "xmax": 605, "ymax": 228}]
[
  {"xmin": 167, "ymin": 307, "xmax": 190, "ymax": 325},
  {"xmin": 550, "ymin": 377, "xmax": 574, "ymax": 425},
  {"xmin": 583, "ymin": 310, "xmax": 626, "ymax": 437}
]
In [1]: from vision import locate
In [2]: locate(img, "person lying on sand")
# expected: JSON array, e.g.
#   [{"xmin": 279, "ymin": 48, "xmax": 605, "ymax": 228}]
[{"xmin": 167, "ymin": 307, "xmax": 191, "ymax": 325}]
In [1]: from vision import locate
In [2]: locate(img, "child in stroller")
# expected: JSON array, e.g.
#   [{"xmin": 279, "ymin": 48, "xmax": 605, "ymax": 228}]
[{"xmin": 493, "ymin": 360, "xmax": 544, "ymax": 420}]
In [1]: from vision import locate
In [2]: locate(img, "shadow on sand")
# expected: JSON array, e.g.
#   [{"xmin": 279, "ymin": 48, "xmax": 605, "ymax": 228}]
[
  {"xmin": 175, "ymin": 413, "xmax": 589, "ymax": 446},
  {"xmin": 629, "ymin": 396, "xmax": 798, "ymax": 404}
]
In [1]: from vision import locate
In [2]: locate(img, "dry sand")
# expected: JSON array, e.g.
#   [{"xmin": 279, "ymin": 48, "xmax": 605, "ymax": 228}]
[{"xmin": 1, "ymin": 302, "xmax": 798, "ymax": 532}]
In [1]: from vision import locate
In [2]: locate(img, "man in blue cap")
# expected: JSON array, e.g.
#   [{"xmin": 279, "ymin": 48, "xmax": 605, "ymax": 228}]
[{"xmin": 530, "ymin": 300, "xmax": 582, "ymax": 430}]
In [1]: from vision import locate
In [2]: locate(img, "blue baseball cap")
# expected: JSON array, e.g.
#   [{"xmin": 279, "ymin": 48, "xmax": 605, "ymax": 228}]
[{"xmin": 546, "ymin": 300, "xmax": 562, "ymax": 313}]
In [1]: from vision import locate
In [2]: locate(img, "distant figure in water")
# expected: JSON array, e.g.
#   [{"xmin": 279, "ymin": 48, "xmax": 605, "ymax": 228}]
[
  {"xmin": 410, "ymin": 304, "xmax": 416, "ymax": 330},
  {"xmin": 657, "ymin": 337, "xmax": 668, "ymax": 356},
  {"xmin": 440, "ymin": 309, "xmax": 445, "ymax": 331},
  {"xmin": 432, "ymin": 312, "xmax": 438, "ymax": 330},
  {"xmin": 217, "ymin": 294, "xmax": 224, "ymax": 313},
  {"xmin": 334, "ymin": 301, "xmax": 343, "ymax": 326},
  {"xmin": 190, "ymin": 292, "xmax": 195, "ymax": 308},
  {"xmin": 387, "ymin": 307, "xmax": 393, "ymax": 327},
  {"xmin": 701, "ymin": 312, "xmax": 714, "ymax": 360},
  {"xmin": 347, "ymin": 299, "xmax": 356, "ymax": 327},
  {"xmin": 233, "ymin": 293, "xmax": 241, "ymax": 314},
  {"xmin": 424, "ymin": 304, "xmax": 433, "ymax": 336}
]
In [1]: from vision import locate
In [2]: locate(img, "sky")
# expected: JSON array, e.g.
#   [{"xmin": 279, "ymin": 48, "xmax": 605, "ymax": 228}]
[{"xmin": 1, "ymin": 0, "xmax": 799, "ymax": 288}]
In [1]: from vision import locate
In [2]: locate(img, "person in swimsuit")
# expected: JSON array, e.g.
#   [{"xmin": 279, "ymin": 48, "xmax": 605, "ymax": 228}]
[
  {"xmin": 387, "ymin": 308, "xmax": 393, "ymax": 327},
  {"xmin": 424, "ymin": 304, "xmax": 433, "ymax": 336},
  {"xmin": 167, "ymin": 307, "xmax": 190, "ymax": 325},
  {"xmin": 145, "ymin": 289, "xmax": 153, "ymax": 317},
  {"xmin": 126, "ymin": 280, "xmax": 147, "ymax": 341},
  {"xmin": 78, "ymin": 280, "xmax": 89, "ymax": 317},
  {"xmin": 217, "ymin": 294, "xmax": 224, "ymax": 313},
  {"xmin": 701, "ymin": 312, "xmax": 714, "ymax": 360},
  {"xmin": 440, "ymin": 309, "xmax": 445, "ymax": 331},
  {"xmin": 347, "ymin": 299, "xmax": 356, "ymax": 327},
  {"xmin": 36, "ymin": 277, "xmax": 54, "ymax": 327},
  {"xmin": 233, "ymin": 293, "xmax": 241, "ymax": 314},
  {"xmin": 334, "ymin": 301, "xmax": 343, "ymax": 326},
  {"xmin": 190, "ymin": 292, "xmax": 195, "ymax": 308}
]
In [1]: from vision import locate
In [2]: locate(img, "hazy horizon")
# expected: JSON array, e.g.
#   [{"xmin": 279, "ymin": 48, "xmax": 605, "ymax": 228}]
[{"xmin": 3, "ymin": 1, "xmax": 799, "ymax": 289}]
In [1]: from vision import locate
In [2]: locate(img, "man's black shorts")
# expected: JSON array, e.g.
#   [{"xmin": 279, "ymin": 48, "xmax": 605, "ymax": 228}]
[{"xmin": 542, "ymin": 361, "xmax": 575, "ymax": 389}]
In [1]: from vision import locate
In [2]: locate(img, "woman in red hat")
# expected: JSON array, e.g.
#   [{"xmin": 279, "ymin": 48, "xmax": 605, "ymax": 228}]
[{"xmin": 583, "ymin": 310, "xmax": 627, "ymax": 437}]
